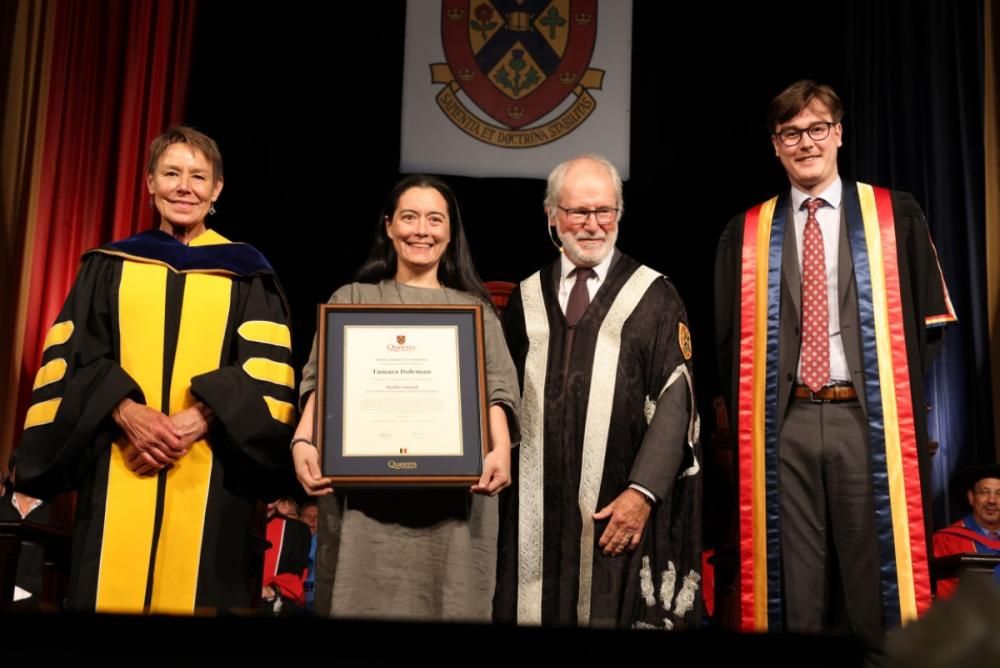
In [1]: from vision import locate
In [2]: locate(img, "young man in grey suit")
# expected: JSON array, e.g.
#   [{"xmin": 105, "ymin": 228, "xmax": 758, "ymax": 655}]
[{"xmin": 715, "ymin": 80, "xmax": 956, "ymax": 656}]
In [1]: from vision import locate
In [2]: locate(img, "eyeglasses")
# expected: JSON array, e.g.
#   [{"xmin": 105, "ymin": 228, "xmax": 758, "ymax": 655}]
[
  {"xmin": 773, "ymin": 121, "xmax": 836, "ymax": 147},
  {"xmin": 557, "ymin": 205, "xmax": 619, "ymax": 225}
]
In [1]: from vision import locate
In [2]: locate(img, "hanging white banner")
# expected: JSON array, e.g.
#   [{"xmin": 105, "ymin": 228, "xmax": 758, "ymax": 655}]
[{"xmin": 400, "ymin": 0, "xmax": 632, "ymax": 179}]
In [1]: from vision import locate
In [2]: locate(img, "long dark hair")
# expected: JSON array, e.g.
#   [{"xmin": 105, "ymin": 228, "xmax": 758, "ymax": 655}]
[{"xmin": 354, "ymin": 175, "xmax": 495, "ymax": 309}]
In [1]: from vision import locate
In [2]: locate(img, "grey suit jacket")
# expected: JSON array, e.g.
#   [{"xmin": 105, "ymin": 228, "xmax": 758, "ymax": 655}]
[{"xmin": 776, "ymin": 203, "xmax": 867, "ymax": 424}]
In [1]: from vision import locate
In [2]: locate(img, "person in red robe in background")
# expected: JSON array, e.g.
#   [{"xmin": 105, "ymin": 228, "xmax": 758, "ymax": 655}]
[{"xmin": 933, "ymin": 465, "xmax": 1000, "ymax": 600}]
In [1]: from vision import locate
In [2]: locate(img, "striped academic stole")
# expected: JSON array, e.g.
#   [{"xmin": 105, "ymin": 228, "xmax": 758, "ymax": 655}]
[{"xmin": 736, "ymin": 182, "xmax": 935, "ymax": 631}]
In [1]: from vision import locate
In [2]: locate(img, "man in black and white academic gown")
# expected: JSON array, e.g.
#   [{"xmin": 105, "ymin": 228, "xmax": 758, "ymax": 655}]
[{"xmin": 495, "ymin": 155, "xmax": 702, "ymax": 629}]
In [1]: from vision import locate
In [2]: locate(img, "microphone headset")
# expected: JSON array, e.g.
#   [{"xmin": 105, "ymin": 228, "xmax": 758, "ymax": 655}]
[{"xmin": 547, "ymin": 223, "xmax": 563, "ymax": 253}]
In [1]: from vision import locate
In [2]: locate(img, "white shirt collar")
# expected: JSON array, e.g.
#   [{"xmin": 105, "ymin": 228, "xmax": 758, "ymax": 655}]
[
  {"xmin": 559, "ymin": 249, "xmax": 614, "ymax": 283},
  {"xmin": 791, "ymin": 178, "xmax": 843, "ymax": 212}
]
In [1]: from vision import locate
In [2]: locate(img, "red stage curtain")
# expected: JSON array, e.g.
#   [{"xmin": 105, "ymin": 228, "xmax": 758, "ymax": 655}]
[{"xmin": 0, "ymin": 0, "xmax": 198, "ymax": 471}]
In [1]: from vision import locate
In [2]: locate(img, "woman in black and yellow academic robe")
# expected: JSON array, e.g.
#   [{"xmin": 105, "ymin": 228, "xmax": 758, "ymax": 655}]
[{"xmin": 16, "ymin": 127, "xmax": 296, "ymax": 614}]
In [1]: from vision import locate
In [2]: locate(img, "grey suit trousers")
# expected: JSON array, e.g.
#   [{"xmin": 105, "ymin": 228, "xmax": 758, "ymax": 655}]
[{"xmin": 779, "ymin": 397, "xmax": 882, "ymax": 641}]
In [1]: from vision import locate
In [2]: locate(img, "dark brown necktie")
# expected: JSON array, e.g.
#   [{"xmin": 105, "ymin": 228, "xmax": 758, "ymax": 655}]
[
  {"xmin": 562, "ymin": 267, "xmax": 595, "ymax": 387},
  {"xmin": 565, "ymin": 267, "xmax": 595, "ymax": 327}
]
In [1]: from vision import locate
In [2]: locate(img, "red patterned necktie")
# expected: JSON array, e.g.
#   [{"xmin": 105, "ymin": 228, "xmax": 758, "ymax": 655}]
[{"xmin": 800, "ymin": 197, "xmax": 830, "ymax": 393}]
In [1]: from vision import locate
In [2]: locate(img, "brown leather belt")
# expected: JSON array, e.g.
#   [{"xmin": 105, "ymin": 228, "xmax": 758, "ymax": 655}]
[{"xmin": 792, "ymin": 384, "xmax": 858, "ymax": 403}]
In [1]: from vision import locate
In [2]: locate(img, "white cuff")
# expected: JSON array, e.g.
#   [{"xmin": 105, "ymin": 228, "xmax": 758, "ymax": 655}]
[{"xmin": 629, "ymin": 483, "xmax": 657, "ymax": 504}]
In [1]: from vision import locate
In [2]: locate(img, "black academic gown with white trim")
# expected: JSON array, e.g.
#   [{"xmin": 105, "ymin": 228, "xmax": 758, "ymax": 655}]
[{"xmin": 496, "ymin": 252, "xmax": 702, "ymax": 628}]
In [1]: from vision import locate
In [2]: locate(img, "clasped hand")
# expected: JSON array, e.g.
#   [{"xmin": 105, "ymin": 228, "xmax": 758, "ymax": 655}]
[{"xmin": 113, "ymin": 398, "xmax": 210, "ymax": 476}]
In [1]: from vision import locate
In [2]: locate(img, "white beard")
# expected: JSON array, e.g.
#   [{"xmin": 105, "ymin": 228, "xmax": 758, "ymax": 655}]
[{"xmin": 557, "ymin": 225, "xmax": 617, "ymax": 267}]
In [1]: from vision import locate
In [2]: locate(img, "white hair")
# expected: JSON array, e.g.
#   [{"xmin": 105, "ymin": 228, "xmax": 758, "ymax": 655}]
[{"xmin": 543, "ymin": 154, "xmax": 624, "ymax": 222}]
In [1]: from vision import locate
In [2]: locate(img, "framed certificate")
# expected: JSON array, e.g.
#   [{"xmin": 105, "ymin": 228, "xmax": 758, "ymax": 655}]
[{"xmin": 315, "ymin": 303, "xmax": 488, "ymax": 485}]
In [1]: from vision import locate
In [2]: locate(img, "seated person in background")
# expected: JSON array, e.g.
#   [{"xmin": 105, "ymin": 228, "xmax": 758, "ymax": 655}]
[
  {"xmin": 300, "ymin": 500, "xmax": 318, "ymax": 533},
  {"xmin": 270, "ymin": 496, "xmax": 300, "ymax": 519},
  {"xmin": 933, "ymin": 465, "xmax": 1000, "ymax": 599},
  {"xmin": 0, "ymin": 453, "xmax": 50, "ymax": 602},
  {"xmin": 261, "ymin": 496, "xmax": 310, "ymax": 613},
  {"xmin": 299, "ymin": 501, "xmax": 318, "ymax": 609}
]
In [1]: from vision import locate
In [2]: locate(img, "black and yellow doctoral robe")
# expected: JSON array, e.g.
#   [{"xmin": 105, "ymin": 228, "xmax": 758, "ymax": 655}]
[
  {"xmin": 495, "ymin": 252, "xmax": 702, "ymax": 629},
  {"xmin": 17, "ymin": 229, "xmax": 296, "ymax": 613}
]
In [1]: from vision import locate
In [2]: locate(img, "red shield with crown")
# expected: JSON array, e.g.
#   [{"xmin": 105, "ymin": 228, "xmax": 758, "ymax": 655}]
[{"xmin": 441, "ymin": 0, "xmax": 597, "ymax": 130}]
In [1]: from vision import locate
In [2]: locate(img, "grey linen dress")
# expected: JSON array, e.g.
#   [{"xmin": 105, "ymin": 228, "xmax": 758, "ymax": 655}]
[{"xmin": 300, "ymin": 280, "xmax": 520, "ymax": 621}]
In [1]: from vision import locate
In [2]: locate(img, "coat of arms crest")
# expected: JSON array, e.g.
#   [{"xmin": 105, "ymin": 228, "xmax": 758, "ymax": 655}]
[{"xmin": 431, "ymin": 0, "xmax": 603, "ymax": 148}]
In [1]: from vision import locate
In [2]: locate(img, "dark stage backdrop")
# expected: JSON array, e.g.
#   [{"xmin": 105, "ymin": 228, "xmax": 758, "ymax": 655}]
[{"xmin": 183, "ymin": 1, "xmax": 989, "ymax": 526}]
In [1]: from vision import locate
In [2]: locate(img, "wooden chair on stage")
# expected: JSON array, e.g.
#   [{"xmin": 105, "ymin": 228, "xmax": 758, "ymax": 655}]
[{"xmin": 484, "ymin": 281, "xmax": 515, "ymax": 312}]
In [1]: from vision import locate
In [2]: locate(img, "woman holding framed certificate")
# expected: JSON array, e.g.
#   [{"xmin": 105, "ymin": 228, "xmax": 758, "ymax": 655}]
[{"xmin": 290, "ymin": 175, "xmax": 520, "ymax": 621}]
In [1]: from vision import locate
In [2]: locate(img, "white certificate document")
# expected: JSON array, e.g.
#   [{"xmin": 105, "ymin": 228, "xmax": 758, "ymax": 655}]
[{"xmin": 342, "ymin": 325, "xmax": 463, "ymax": 457}]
